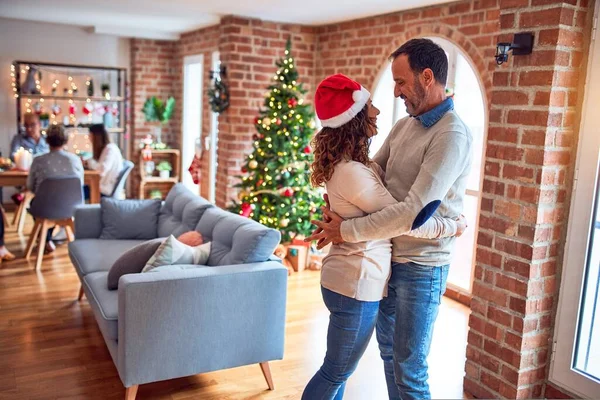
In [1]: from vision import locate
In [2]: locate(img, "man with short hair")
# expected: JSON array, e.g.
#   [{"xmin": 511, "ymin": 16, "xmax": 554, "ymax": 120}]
[
  {"xmin": 307, "ymin": 38, "xmax": 473, "ymax": 399},
  {"xmin": 10, "ymin": 113, "xmax": 49, "ymax": 160},
  {"xmin": 9, "ymin": 113, "xmax": 50, "ymax": 205}
]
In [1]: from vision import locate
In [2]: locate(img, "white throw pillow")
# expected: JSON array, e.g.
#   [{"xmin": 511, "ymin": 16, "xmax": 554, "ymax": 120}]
[{"xmin": 142, "ymin": 235, "xmax": 211, "ymax": 273}]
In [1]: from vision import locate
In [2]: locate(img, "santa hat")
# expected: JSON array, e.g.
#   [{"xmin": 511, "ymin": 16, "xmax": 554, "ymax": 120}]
[{"xmin": 314, "ymin": 74, "xmax": 370, "ymax": 128}]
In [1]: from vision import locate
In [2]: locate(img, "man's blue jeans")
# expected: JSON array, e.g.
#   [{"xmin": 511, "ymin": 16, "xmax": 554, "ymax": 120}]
[
  {"xmin": 302, "ymin": 286, "xmax": 379, "ymax": 400},
  {"xmin": 377, "ymin": 262, "xmax": 449, "ymax": 400}
]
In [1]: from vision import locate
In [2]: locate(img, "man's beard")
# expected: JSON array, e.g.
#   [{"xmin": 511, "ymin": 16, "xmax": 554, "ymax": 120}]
[{"xmin": 403, "ymin": 81, "xmax": 426, "ymax": 117}]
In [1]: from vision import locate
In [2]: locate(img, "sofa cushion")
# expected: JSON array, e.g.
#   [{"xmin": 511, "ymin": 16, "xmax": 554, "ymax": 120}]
[
  {"xmin": 158, "ymin": 184, "xmax": 213, "ymax": 238},
  {"xmin": 83, "ymin": 271, "xmax": 118, "ymax": 341},
  {"xmin": 195, "ymin": 207, "xmax": 281, "ymax": 266},
  {"xmin": 143, "ymin": 236, "xmax": 211, "ymax": 272},
  {"xmin": 107, "ymin": 238, "xmax": 165, "ymax": 290},
  {"xmin": 100, "ymin": 198, "xmax": 161, "ymax": 240},
  {"xmin": 177, "ymin": 231, "xmax": 203, "ymax": 246},
  {"xmin": 69, "ymin": 239, "xmax": 147, "ymax": 277}
]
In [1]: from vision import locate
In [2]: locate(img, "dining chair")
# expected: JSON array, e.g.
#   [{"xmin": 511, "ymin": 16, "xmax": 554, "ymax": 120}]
[
  {"xmin": 24, "ymin": 176, "xmax": 83, "ymax": 271},
  {"xmin": 0, "ymin": 204, "xmax": 9, "ymax": 228},
  {"xmin": 12, "ymin": 191, "xmax": 34, "ymax": 234},
  {"xmin": 109, "ymin": 160, "xmax": 134, "ymax": 198}
]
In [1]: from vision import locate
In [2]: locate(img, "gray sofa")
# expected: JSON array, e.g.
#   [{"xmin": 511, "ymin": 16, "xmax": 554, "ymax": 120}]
[{"xmin": 68, "ymin": 184, "xmax": 287, "ymax": 400}]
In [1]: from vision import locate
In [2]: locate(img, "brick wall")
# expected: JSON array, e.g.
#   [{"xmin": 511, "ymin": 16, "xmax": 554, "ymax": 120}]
[
  {"xmin": 172, "ymin": 25, "xmax": 220, "ymax": 199},
  {"xmin": 316, "ymin": 0, "xmax": 498, "ymax": 105},
  {"xmin": 214, "ymin": 16, "xmax": 317, "ymax": 207},
  {"xmin": 131, "ymin": 39, "xmax": 178, "ymax": 148},
  {"xmin": 465, "ymin": 0, "xmax": 589, "ymax": 398},
  {"xmin": 138, "ymin": 17, "xmax": 317, "ymax": 205},
  {"xmin": 130, "ymin": 39, "xmax": 178, "ymax": 196}
]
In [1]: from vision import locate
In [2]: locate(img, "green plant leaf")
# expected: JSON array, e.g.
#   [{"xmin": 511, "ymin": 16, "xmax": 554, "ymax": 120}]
[
  {"xmin": 143, "ymin": 96, "xmax": 176, "ymax": 124},
  {"xmin": 153, "ymin": 97, "xmax": 164, "ymax": 119},
  {"xmin": 143, "ymin": 97, "xmax": 159, "ymax": 122},
  {"xmin": 162, "ymin": 97, "xmax": 175, "ymax": 123},
  {"xmin": 156, "ymin": 161, "xmax": 172, "ymax": 171}
]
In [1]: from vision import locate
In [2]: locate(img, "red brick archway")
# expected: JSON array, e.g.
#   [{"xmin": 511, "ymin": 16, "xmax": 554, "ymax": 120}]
[{"xmin": 367, "ymin": 23, "xmax": 493, "ymax": 108}]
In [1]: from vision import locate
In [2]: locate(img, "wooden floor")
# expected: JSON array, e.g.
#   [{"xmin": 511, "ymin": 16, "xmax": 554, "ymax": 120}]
[{"xmin": 0, "ymin": 213, "xmax": 470, "ymax": 400}]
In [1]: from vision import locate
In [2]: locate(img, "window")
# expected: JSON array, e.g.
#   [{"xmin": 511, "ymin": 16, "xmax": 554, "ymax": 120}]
[
  {"xmin": 207, "ymin": 51, "xmax": 220, "ymax": 204},
  {"xmin": 182, "ymin": 54, "xmax": 203, "ymax": 194},
  {"xmin": 371, "ymin": 37, "xmax": 486, "ymax": 294},
  {"xmin": 551, "ymin": 4, "xmax": 600, "ymax": 396}
]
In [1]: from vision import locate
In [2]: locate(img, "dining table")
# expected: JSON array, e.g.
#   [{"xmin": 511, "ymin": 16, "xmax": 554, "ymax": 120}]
[
  {"xmin": 0, "ymin": 169, "xmax": 101, "ymax": 234},
  {"xmin": 0, "ymin": 169, "xmax": 101, "ymax": 203}
]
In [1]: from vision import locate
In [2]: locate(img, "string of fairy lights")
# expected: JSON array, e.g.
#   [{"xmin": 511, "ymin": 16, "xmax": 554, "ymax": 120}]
[{"xmin": 10, "ymin": 64, "xmax": 115, "ymax": 128}]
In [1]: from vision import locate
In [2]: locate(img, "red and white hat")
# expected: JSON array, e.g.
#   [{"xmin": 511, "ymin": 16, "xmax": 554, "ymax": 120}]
[{"xmin": 314, "ymin": 74, "xmax": 370, "ymax": 128}]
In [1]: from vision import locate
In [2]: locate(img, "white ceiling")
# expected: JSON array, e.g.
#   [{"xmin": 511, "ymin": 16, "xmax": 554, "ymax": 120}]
[{"xmin": 0, "ymin": 0, "xmax": 454, "ymax": 40}]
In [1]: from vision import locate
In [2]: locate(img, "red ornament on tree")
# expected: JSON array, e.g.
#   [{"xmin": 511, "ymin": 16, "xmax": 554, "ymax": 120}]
[
  {"xmin": 283, "ymin": 188, "xmax": 294, "ymax": 197},
  {"xmin": 254, "ymin": 116, "xmax": 260, "ymax": 125},
  {"xmin": 288, "ymin": 98, "xmax": 298, "ymax": 108},
  {"xmin": 241, "ymin": 203, "xmax": 252, "ymax": 217},
  {"xmin": 241, "ymin": 166, "xmax": 248, "ymax": 173},
  {"xmin": 276, "ymin": 118, "xmax": 282, "ymax": 125},
  {"xmin": 257, "ymin": 179, "xmax": 264, "ymax": 187},
  {"xmin": 303, "ymin": 145, "xmax": 312, "ymax": 154}
]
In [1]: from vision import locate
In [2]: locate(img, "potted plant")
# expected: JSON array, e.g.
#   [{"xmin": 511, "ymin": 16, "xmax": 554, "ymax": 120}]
[
  {"xmin": 149, "ymin": 189, "xmax": 163, "ymax": 200},
  {"xmin": 39, "ymin": 113, "xmax": 50, "ymax": 129},
  {"xmin": 101, "ymin": 83, "xmax": 110, "ymax": 98},
  {"xmin": 156, "ymin": 161, "xmax": 172, "ymax": 179},
  {"xmin": 143, "ymin": 96, "xmax": 175, "ymax": 144}
]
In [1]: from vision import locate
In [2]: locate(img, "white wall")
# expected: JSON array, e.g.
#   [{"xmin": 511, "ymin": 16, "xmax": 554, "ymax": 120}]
[{"xmin": 0, "ymin": 17, "xmax": 130, "ymax": 200}]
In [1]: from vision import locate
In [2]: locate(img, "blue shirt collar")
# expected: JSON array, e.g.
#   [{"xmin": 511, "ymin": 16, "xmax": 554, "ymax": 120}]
[
  {"xmin": 17, "ymin": 134, "xmax": 48, "ymax": 149},
  {"xmin": 414, "ymin": 97, "xmax": 454, "ymax": 128}
]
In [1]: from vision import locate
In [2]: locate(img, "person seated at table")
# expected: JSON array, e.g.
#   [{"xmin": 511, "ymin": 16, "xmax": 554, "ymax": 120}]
[
  {"xmin": 27, "ymin": 125, "xmax": 83, "ymax": 254},
  {"xmin": 10, "ymin": 113, "xmax": 50, "ymax": 160},
  {"xmin": 0, "ymin": 217, "xmax": 16, "ymax": 262},
  {"xmin": 9, "ymin": 113, "xmax": 50, "ymax": 205},
  {"xmin": 83, "ymin": 124, "xmax": 123, "ymax": 198}
]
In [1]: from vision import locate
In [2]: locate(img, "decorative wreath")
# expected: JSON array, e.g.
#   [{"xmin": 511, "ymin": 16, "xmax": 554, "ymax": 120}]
[{"xmin": 208, "ymin": 67, "xmax": 230, "ymax": 114}]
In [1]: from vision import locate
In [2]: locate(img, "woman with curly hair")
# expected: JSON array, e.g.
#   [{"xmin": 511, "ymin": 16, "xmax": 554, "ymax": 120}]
[{"xmin": 302, "ymin": 74, "xmax": 465, "ymax": 400}]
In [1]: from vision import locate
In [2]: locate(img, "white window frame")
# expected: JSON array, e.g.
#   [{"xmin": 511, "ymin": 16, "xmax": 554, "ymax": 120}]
[
  {"xmin": 207, "ymin": 51, "xmax": 220, "ymax": 204},
  {"xmin": 549, "ymin": 3, "xmax": 600, "ymax": 397},
  {"xmin": 182, "ymin": 54, "xmax": 203, "ymax": 195}
]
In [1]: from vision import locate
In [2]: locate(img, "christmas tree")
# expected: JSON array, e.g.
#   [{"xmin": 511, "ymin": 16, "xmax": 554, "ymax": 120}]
[{"xmin": 228, "ymin": 39, "xmax": 324, "ymax": 242}]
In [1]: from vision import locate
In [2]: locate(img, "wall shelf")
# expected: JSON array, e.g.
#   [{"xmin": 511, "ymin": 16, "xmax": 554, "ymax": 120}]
[
  {"xmin": 18, "ymin": 94, "xmax": 125, "ymax": 102},
  {"xmin": 138, "ymin": 149, "xmax": 181, "ymax": 200},
  {"xmin": 142, "ymin": 177, "xmax": 179, "ymax": 183},
  {"xmin": 12, "ymin": 60, "xmax": 128, "ymax": 160}
]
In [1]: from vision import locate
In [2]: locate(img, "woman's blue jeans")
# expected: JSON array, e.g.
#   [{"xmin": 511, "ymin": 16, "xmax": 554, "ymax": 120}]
[{"xmin": 302, "ymin": 286, "xmax": 379, "ymax": 400}]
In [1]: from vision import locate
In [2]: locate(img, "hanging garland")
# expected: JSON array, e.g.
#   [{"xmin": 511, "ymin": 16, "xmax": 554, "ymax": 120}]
[{"xmin": 208, "ymin": 66, "xmax": 230, "ymax": 114}]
